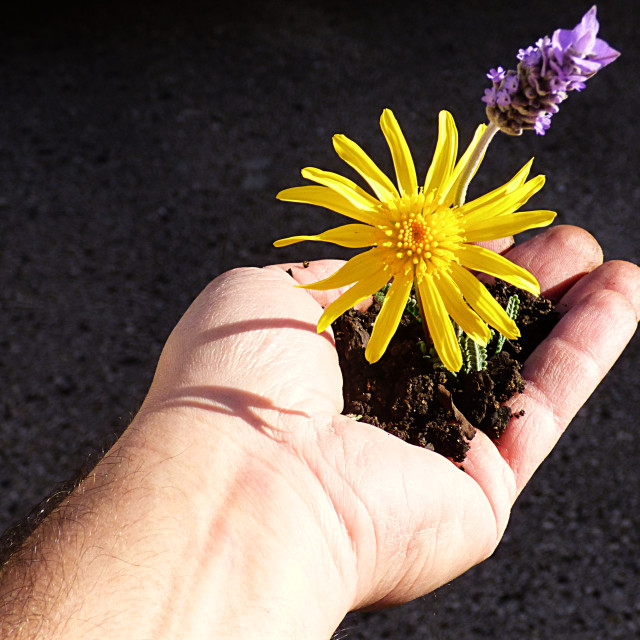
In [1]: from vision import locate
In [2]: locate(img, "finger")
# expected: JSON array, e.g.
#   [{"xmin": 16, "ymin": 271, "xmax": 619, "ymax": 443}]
[
  {"xmin": 476, "ymin": 237, "xmax": 514, "ymax": 255},
  {"xmin": 267, "ymin": 259, "xmax": 346, "ymax": 288},
  {"xmin": 556, "ymin": 259, "xmax": 640, "ymax": 320},
  {"xmin": 266, "ymin": 260, "xmax": 371, "ymax": 310},
  {"xmin": 503, "ymin": 225, "xmax": 603, "ymax": 299},
  {"xmin": 498, "ymin": 287, "xmax": 638, "ymax": 495}
]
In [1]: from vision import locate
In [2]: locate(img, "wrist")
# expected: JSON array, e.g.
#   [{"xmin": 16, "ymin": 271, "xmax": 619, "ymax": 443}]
[
  {"xmin": 126, "ymin": 406, "xmax": 358, "ymax": 638},
  {"xmin": 1, "ymin": 407, "xmax": 356, "ymax": 639},
  {"xmin": 143, "ymin": 406, "xmax": 356, "ymax": 639}
]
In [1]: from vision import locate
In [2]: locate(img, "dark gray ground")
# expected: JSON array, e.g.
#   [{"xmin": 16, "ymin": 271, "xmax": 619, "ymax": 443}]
[{"xmin": 1, "ymin": 0, "xmax": 638, "ymax": 637}]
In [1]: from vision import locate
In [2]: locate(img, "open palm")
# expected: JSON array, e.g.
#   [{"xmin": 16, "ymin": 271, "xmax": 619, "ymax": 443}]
[{"xmin": 141, "ymin": 224, "xmax": 639, "ymax": 613}]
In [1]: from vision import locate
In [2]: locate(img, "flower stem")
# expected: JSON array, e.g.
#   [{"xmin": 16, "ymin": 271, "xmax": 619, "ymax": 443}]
[{"xmin": 452, "ymin": 121, "xmax": 500, "ymax": 206}]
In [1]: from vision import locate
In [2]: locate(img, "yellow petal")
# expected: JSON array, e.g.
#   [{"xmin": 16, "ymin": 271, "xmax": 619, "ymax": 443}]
[
  {"xmin": 424, "ymin": 110, "xmax": 457, "ymax": 195},
  {"xmin": 380, "ymin": 109, "xmax": 418, "ymax": 197},
  {"xmin": 417, "ymin": 274, "xmax": 462, "ymax": 372},
  {"xmin": 463, "ymin": 209, "xmax": 557, "ymax": 243},
  {"xmin": 435, "ymin": 273, "xmax": 492, "ymax": 345},
  {"xmin": 273, "ymin": 223, "xmax": 377, "ymax": 248},
  {"xmin": 439, "ymin": 122, "xmax": 488, "ymax": 206},
  {"xmin": 300, "ymin": 167, "xmax": 381, "ymax": 211},
  {"xmin": 460, "ymin": 174, "xmax": 546, "ymax": 223},
  {"xmin": 276, "ymin": 185, "xmax": 381, "ymax": 225},
  {"xmin": 459, "ymin": 158, "xmax": 534, "ymax": 216},
  {"xmin": 299, "ymin": 248, "xmax": 386, "ymax": 291},
  {"xmin": 317, "ymin": 268, "xmax": 392, "ymax": 333},
  {"xmin": 333, "ymin": 133, "xmax": 400, "ymax": 202},
  {"xmin": 364, "ymin": 273, "xmax": 413, "ymax": 363},
  {"xmin": 449, "ymin": 263, "xmax": 520, "ymax": 339},
  {"xmin": 458, "ymin": 244, "xmax": 541, "ymax": 296}
]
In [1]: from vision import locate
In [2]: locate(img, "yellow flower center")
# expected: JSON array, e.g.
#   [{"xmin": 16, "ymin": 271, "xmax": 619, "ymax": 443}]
[
  {"xmin": 398, "ymin": 218, "xmax": 431, "ymax": 254},
  {"xmin": 378, "ymin": 190, "xmax": 465, "ymax": 276}
]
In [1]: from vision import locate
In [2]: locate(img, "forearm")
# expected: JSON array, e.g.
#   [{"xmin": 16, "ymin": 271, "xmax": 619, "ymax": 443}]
[{"xmin": 0, "ymin": 409, "xmax": 352, "ymax": 639}]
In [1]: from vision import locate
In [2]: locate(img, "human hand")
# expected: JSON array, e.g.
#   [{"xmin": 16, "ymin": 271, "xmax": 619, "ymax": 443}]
[
  {"xmin": 4, "ymin": 225, "xmax": 637, "ymax": 640},
  {"xmin": 138, "ymin": 224, "xmax": 639, "ymax": 621}
]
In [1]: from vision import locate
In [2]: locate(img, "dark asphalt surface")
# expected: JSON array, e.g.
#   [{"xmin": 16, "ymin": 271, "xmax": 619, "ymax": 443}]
[{"xmin": 1, "ymin": 1, "xmax": 638, "ymax": 637}]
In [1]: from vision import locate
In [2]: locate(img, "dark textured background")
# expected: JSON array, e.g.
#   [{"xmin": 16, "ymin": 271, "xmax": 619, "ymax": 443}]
[{"xmin": 1, "ymin": 0, "xmax": 638, "ymax": 637}]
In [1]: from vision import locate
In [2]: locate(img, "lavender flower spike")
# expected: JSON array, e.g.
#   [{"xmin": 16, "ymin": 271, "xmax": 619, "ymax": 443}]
[{"xmin": 482, "ymin": 5, "xmax": 620, "ymax": 135}]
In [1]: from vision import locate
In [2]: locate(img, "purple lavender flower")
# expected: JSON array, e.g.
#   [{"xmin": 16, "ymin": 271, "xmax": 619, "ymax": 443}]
[
  {"xmin": 503, "ymin": 74, "xmax": 519, "ymax": 93},
  {"xmin": 483, "ymin": 6, "xmax": 620, "ymax": 135},
  {"xmin": 517, "ymin": 46, "xmax": 541, "ymax": 66},
  {"xmin": 487, "ymin": 67, "xmax": 506, "ymax": 83},
  {"xmin": 496, "ymin": 89, "xmax": 512, "ymax": 108}
]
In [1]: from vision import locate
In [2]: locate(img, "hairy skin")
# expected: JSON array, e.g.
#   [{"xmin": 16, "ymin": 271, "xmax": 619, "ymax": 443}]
[{"xmin": 0, "ymin": 225, "xmax": 638, "ymax": 639}]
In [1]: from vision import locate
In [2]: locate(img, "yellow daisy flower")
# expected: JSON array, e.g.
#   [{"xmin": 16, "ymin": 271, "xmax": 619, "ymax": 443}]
[{"xmin": 274, "ymin": 109, "xmax": 556, "ymax": 372}]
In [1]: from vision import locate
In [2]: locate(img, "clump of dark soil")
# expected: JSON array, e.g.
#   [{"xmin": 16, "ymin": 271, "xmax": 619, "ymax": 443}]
[{"xmin": 333, "ymin": 281, "xmax": 557, "ymax": 462}]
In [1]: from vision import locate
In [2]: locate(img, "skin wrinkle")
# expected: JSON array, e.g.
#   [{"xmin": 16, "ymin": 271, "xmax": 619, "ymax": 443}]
[
  {"xmin": 454, "ymin": 483, "xmax": 496, "ymax": 563},
  {"xmin": 259, "ymin": 337, "xmax": 343, "ymax": 417},
  {"xmin": 413, "ymin": 509, "xmax": 459, "ymax": 588},
  {"xmin": 404, "ymin": 475, "xmax": 451, "ymax": 560},
  {"xmin": 329, "ymin": 408, "xmax": 502, "ymax": 608},
  {"xmin": 459, "ymin": 431, "xmax": 516, "ymax": 543},
  {"xmin": 418, "ymin": 515, "xmax": 462, "ymax": 595},
  {"xmin": 557, "ymin": 259, "xmax": 640, "ymax": 320},
  {"xmin": 156, "ymin": 533, "xmax": 210, "ymax": 639},
  {"xmin": 534, "ymin": 333, "xmax": 607, "ymax": 408},
  {"xmin": 315, "ymin": 424, "xmax": 362, "ymax": 560},
  {"xmin": 365, "ymin": 457, "xmax": 417, "ymax": 598},
  {"xmin": 372, "ymin": 476, "xmax": 422, "ymax": 603},
  {"xmin": 356, "ymin": 429, "xmax": 429, "ymax": 607},
  {"xmin": 379, "ymin": 542, "xmax": 415, "ymax": 607},
  {"xmin": 529, "ymin": 340, "xmax": 599, "ymax": 423},
  {"xmin": 320, "ymin": 419, "xmax": 380, "ymax": 606},
  {"xmin": 374, "ymin": 462, "xmax": 473, "ymax": 605}
]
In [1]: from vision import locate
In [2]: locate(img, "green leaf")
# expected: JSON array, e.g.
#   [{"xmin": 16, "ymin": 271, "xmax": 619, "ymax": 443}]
[
  {"xmin": 494, "ymin": 294, "xmax": 520, "ymax": 355},
  {"xmin": 460, "ymin": 333, "xmax": 488, "ymax": 373}
]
